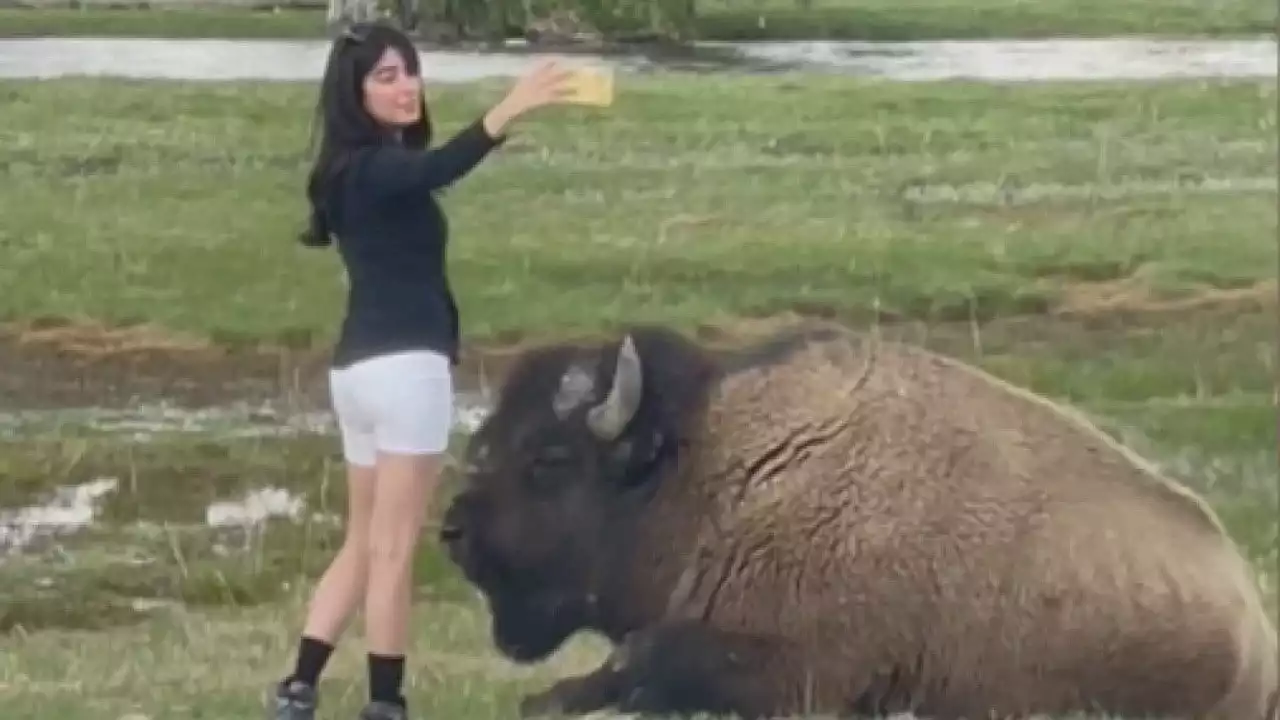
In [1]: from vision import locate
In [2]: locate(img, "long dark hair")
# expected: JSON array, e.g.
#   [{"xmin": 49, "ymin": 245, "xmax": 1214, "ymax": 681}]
[{"xmin": 298, "ymin": 20, "xmax": 434, "ymax": 248}]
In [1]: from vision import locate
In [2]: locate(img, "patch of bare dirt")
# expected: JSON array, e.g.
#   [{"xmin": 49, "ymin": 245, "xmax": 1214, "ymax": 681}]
[
  {"xmin": 0, "ymin": 319, "xmax": 326, "ymax": 410},
  {"xmin": 1052, "ymin": 277, "xmax": 1277, "ymax": 318},
  {"xmin": 1, "ymin": 282, "xmax": 1272, "ymax": 412}
]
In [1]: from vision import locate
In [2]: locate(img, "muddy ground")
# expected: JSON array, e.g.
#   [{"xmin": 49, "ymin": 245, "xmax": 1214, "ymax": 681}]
[{"xmin": 3, "ymin": 280, "xmax": 1274, "ymax": 413}]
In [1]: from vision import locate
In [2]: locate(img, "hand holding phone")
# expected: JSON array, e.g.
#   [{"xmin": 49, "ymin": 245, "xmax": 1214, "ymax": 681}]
[{"xmin": 483, "ymin": 59, "xmax": 616, "ymax": 137}]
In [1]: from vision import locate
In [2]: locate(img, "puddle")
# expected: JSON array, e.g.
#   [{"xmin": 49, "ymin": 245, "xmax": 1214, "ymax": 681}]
[
  {"xmin": 0, "ymin": 477, "xmax": 317, "ymax": 555},
  {"xmin": 0, "ymin": 394, "xmax": 491, "ymax": 557},
  {"xmin": 0, "ymin": 477, "xmax": 117, "ymax": 555},
  {"xmin": 0, "ymin": 36, "xmax": 1274, "ymax": 82},
  {"xmin": 204, "ymin": 486, "xmax": 305, "ymax": 529},
  {"xmin": 0, "ymin": 440, "xmax": 474, "ymax": 631}
]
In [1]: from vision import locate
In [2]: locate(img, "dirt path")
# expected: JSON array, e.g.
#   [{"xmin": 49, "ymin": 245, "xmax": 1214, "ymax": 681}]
[
  {"xmin": 2, "ymin": 279, "xmax": 1273, "ymax": 413},
  {"xmin": 0, "ymin": 317, "xmax": 618, "ymax": 411}
]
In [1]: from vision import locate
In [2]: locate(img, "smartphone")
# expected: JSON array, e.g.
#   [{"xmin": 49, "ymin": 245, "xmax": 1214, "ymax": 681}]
[{"xmin": 564, "ymin": 65, "xmax": 615, "ymax": 107}]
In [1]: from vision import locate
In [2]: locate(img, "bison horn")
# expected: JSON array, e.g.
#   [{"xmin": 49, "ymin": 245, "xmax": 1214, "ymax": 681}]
[{"xmin": 586, "ymin": 335, "xmax": 643, "ymax": 441}]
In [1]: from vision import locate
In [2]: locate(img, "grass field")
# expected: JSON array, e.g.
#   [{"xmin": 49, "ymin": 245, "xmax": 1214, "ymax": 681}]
[
  {"xmin": 2, "ymin": 0, "xmax": 1277, "ymax": 41},
  {"xmin": 0, "ymin": 71, "xmax": 1277, "ymax": 718}
]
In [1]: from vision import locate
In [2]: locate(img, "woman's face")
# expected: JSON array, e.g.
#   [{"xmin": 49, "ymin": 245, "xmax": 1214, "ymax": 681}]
[{"xmin": 362, "ymin": 46, "xmax": 422, "ymax": 128}]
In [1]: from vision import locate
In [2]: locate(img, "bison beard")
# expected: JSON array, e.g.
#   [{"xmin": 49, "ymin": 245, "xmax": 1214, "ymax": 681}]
[
  {"xmin": 441, "ymin": 321, "xmax": 1279, "ymax": 720},
  {"xmin": 441, "ymin": 494, "xmax": 594, "ymax": 664},
  {"xmin": 485, "ymin": 593, "xmax": 584, "ymax": 664}
]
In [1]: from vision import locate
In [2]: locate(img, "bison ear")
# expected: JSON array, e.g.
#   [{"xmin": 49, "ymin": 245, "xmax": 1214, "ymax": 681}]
[{"xmin": 586, "ymin": 334, "xmax": 643, "ymax": 441}]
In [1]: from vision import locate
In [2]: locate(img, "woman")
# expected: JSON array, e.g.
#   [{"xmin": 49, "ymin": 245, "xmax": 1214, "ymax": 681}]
[{"xmin": 271, "ymin": 21, "xmax": 576, "ymax": 720}]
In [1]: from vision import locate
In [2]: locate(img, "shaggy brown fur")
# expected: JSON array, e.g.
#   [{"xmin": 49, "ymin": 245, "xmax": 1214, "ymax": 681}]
[{"xmin": 439, "ymin": 320, "xmax": 1278, "ymax": 720}]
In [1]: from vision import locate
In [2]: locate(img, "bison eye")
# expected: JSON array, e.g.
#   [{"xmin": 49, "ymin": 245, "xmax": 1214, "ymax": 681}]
[{"xmin": 525, "ymin": 446, "xmax": 575, "ymax": 494}]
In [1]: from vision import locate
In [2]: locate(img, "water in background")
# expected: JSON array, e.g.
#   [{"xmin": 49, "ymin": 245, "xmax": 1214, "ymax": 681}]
[{"xmin": 0, "ymin": 36, "xmax": 1274, "ymax": 82}]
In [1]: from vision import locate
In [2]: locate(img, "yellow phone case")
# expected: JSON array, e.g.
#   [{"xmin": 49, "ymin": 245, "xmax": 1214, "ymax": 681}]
[{"xmin": 565, "ymin": 66, "xmax": 615, "ymax": 107}]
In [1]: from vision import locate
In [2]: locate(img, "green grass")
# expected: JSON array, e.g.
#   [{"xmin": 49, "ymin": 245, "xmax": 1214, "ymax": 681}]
[
  {"xmin": 0, "ymin": 73, "xmax": 1276, "ymax": 718},
  {"xmin": 1, "ymin": 0, "xmax": 1275, "ymax": 41},
  {"xmin": 0, "ymin": 591, "xmax": 612, "ymax": 719},
  {"xmin": 1, "ymin": 75, "xmax": 1275, "ymax": 344}
]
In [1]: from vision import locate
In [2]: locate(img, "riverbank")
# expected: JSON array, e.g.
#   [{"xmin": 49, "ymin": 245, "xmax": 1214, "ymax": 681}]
[
  {"xmin": 5, "ymin": 36, "xmax": 1276, "ymax": 83},
  {"xmin": 2, "ymin": 0, "xmax": 1275, "ymax": 42}
]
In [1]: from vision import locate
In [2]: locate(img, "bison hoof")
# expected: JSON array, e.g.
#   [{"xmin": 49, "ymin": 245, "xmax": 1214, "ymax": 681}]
[
  {"xmin": 519, "ymin": 674, "xmax": 619, "ymax": 718},
  {"xmin": 518, "ymin": 689, "xmax": 567, "ymax": 718}
]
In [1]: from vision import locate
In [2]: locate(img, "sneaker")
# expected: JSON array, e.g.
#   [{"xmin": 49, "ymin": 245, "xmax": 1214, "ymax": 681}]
[
  {"xmin": 358, "ymin": 699, "xmax": 409, "ymax": 720},
  {"xmin": 270, "ymin": 679, "xmax": 319, "ymax": 720}
]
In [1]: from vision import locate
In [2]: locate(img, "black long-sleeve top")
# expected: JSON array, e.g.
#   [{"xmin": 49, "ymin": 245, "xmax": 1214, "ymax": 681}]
[{"xmin": 325, "ymin": 118, "xmax": 504, "ymax": 369}]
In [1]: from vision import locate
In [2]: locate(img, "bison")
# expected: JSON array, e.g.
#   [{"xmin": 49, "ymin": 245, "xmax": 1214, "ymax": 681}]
[{"xmin": 439, "ymin": 320, "xmax": 1278, "ymax": 719}]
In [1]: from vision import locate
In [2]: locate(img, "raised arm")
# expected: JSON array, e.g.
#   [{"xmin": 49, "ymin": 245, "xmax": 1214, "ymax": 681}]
[
  {"xmin": 354, "ymin": 118, "xmax": 505, "ymax": 197},
  {"xmin": 353, "ymin": 59, "xmax": 579, "ymax": 199}
]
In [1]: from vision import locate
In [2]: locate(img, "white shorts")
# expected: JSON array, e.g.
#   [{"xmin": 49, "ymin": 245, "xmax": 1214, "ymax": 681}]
[{"xmin": 327, "ymin": 350, "xmax": 455, "ymax": 467}]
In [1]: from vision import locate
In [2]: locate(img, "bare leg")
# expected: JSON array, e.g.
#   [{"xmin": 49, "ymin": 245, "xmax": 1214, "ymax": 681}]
[
  {"xmin": 364, "ymin": 451, "xmax": 441, "ymax": 654},
  {"xmin": 348, "ymin": 349, "xmax": 454, "ymax": 717},
  {"xmin": 271, "ymin": 462, "xmax": 378, "ymax": 719},
  {"xmin": 300, "ymin": 462, "xmax": 377, "ymax": 643}
]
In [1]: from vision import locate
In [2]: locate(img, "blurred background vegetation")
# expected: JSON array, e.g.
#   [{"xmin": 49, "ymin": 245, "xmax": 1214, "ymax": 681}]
[{"xmin": 390, "ymin": 0, "xmax": 798, "ymax": 45}]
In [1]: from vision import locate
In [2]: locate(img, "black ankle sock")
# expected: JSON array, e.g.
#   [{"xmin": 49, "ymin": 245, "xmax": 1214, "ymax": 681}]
[
  {"xmin": 290, "ymin": 636, "xmax": 335, "ymax": 687},
  {"xmin": 368, "ymin": 653, "xmax": 406, "ymax": 705}
]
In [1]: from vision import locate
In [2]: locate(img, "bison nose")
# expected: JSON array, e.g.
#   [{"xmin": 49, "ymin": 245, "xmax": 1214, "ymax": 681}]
[
  {"xmin": 439, "ymin": 521, "xmax": 464, "ymax": 544},
  {"xmin": 439, "ymin": 499, "xmax": 467, "ymax": 544}
]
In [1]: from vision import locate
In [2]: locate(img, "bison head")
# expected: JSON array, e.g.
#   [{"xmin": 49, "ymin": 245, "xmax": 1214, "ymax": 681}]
[{"xmin": 439, "ymin": 329, "xmax": 715, "ymax": 663}]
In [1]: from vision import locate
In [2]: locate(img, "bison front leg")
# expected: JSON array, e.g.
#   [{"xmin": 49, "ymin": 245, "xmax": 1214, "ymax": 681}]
[
  {"xmin": 610, "ymin": 618, "xmax": 804, "ymax": 719},
  {"xmin": 519, "ymin": 619, "xmax": 805, "ymax": 719},
  {"xmin": 518, "ymin": 664, "xmax": 625, "ymax": 718}
]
